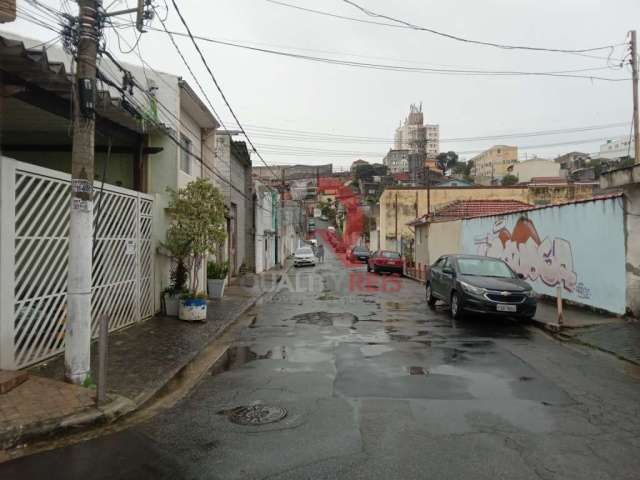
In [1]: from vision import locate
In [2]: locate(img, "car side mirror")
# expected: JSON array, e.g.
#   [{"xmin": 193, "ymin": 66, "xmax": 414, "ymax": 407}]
[
  {"xmin": 442, "ymin": 267, "xmax": 454, "ymax": 275},
  {"xmin": 517, "ymin": 273, "xmax": 525, "ymax": 280}
]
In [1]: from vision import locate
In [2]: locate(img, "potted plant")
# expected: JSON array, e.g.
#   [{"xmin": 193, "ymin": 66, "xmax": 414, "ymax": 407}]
[
  {"xmin": 207, "ymin": 261, "xmax": 229, "ymax": 299},
  {"xmin": 166, "ymin": 178, "xmax": 227, "ymax": 322},
  {"xmin": 161, "ymin": 229, "xmax": 190, "ymax": 316}
]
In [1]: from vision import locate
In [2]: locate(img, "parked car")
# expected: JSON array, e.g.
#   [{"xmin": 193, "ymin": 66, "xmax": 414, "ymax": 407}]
[
  {"xmin": 425, "ymin": 254, "xmax": 537, "ymax": 320},
  {"xmin": 348, "ymin": 245, "xmax": 370, "ymax": 263},
  {"xmin": 367, "ymin": 250, "xmax": 403, "ymax": 274},
  {"xmin": 293, "ymin": 246, "xmax": 317, "ymax": 267},
  {"xmin": 320, "ymin": 215, "xmax": 328, "ymax": 221}
]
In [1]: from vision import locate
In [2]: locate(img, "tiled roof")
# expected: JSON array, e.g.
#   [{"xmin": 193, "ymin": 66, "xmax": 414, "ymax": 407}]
[
  {"xmin": 408, "ymin": 193, "xmax": 623, "ymax": 226},
  {"xmin": 409, "ymin": 199, "xmax": 532, "ymax": 226}
]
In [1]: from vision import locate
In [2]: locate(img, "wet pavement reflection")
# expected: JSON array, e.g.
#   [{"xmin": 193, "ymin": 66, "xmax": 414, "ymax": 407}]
[{"xmin": 4, "ymin": 252, "xmax": 640, "ymax": 480}]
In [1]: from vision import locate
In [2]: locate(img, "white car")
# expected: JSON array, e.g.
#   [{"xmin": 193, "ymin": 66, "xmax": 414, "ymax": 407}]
[{"xmin": 294, "ymin": 246, "xmax": 317, "ymax": 267}]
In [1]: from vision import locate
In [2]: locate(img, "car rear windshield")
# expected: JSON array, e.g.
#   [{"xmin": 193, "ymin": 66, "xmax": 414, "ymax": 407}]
[
  {"xmin": 296, "ymin": 247, "xmax": 313, "ymax": 255},
  {"xmin": 457, "ymin": 258, "xmax": 514, "ymax": 278},
  {"xmin": 381, "ymin": 251, "xmax": 400, "ymax": 258}
]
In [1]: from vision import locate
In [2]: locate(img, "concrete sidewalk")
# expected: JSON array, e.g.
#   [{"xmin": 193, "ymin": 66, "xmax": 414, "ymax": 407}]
[
  {"xmin": 0, "ymin": 265, "xmax": 290, "ymax": 451},
  {"xmin": 529, "ymin": 299, "xmax": 640, "ymax": 366}
]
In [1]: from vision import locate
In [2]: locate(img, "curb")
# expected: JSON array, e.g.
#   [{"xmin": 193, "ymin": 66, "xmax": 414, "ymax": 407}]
[
  {"xmin": 1, "ymin": 264, "xmax": 293, "ymax": 452},
  {"xmin": 554, "ymin": 331, "xmax": 640, "ymax": 367}
]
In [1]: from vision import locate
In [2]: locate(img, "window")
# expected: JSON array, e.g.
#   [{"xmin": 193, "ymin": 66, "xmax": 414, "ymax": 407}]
[
  {"xmin": 457, "ymin": 258, "xmax": 514, "ymax": 278},
  {"xmin": 180, "ymin": 134, "xmax": 192, "ymax": 174}
]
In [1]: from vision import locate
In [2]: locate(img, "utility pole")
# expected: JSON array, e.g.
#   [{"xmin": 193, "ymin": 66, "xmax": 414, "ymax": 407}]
[
  {"xmin": 65, "ymin": 0, "xmax": 148, "ymax": 384},
  {"xmin": 66, "ymin": 0, "xmax": 99, "ymax": 385},
  {"xmin": 631, "ymin": 30, "xmax": 640, "ymax": 164}
]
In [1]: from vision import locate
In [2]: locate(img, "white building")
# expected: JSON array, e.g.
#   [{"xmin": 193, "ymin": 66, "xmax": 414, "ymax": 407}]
[
  {"xmin": 510, "ymin": 158, "xmax": 561, "ymax": 183},
  {"xmin": 254, "ymin": 181, "xmax": 277, "ymax": 274},
  {"xmin": 599, "ymin": 137, "xmax": 636, "ymax": 161},
  {"xmin": 383, "ymin": 149, "xmax": 410, "ymax": 173}
]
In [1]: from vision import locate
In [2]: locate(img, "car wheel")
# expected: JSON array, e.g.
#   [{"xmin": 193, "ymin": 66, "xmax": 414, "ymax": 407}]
[
  {"xmin": 366, "ymin": 263, "xmax": 371, "ymax": 272},
  {"xmin": 450, "ymin": 291, "xmax": 463, "ymax": 320},
  {"xmin": 373, "ymin": 266, "xmax": 379, "ymax": 274},
  {"xmin": 425, "ymin": 283, "xmax": 436, "ymax": 309}
]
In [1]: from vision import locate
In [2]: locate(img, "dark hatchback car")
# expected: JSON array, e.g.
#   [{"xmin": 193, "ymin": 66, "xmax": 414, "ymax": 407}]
[
  {"xmin": 348, "ymin": 245, "xmax": 370, "ymax": 263},
  {"xmin": 426, "ymin": 254, "xmax": 537, "ymax": 320}
]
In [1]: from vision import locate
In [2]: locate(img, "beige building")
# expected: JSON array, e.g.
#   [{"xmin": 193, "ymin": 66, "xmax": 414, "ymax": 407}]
[
  {"xmin": 471, "ymin": 145, "xmax": 518, "ymax": 180},
  {"xmin": 378, "ymin": 186, "xmax": 531, "ymax": 251},
  {"xmin": 394, "ymin": 103, "xmax": 440, "ymax": 159},
  {"xmin": 510, "ymin": 158, "xmax": 561, "ymax": 183}
]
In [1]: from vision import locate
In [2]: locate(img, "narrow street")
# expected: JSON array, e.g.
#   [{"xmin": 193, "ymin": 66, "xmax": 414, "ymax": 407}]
[{"xmin": 2, "ymin": 241, "xmax": 640, "ymax": 480}]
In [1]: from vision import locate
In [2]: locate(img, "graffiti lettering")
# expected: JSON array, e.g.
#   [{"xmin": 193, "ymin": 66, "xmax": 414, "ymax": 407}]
[{"xmin": 474, "ymin": 217, "xmax": 578, "ymax": 292}]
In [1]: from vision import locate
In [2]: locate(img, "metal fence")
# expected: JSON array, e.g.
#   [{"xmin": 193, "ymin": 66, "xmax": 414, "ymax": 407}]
[{"xmin": 0, "ymin": 158, "xmax": 154, "ymax": 369}]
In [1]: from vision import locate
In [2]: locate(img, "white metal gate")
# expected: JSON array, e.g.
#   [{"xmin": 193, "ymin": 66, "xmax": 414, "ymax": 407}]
[{"xmin": 0, "ymin": 158, "xmax": 154, "ymax": 369}]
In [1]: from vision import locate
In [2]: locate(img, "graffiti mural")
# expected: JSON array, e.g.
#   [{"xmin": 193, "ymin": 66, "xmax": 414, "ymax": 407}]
[
  {"xmin": 462, "ymin": 197, "xmax": 626, "ymax": 314},
  {"xmin": 474, "ymin": 217, "xmax": 579, "ymax": 292}
]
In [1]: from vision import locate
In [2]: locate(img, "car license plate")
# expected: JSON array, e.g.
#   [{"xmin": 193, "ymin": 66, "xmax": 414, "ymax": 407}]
[{"xmin": 497, "ymin": 304, "xmax": 517, "ymax": 312}]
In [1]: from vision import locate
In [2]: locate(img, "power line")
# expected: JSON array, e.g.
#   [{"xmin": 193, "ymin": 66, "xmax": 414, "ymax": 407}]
[
  {"xmin": 253, "ymin": 135, "xmax": 619, "ymax": 158},
  {"xmin": 142, "ymin": 26, "xmax": 629, "ymax": 82},
  {"xmin": 168, "ymin": 0, "xmax": 280, "ymax": 179},
  {"xmin": 109, "ymin": 17, "xmax": 622, "ymax": 74},
  {"xmin": 340, "ymin": 0, "xmax": 622, "ymax": 55},
  {"xmin": 239, "ymin": 122, "xmax": 631, "ymax": 145}
]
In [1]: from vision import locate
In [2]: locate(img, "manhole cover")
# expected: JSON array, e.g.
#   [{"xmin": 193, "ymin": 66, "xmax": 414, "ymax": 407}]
[
  {"xmin": 219, "ymin": 405, "xmax": 287, "ymax": 426},
  {"xmin": 408, "ymin": 366, "xmax": 428, "ymax": 375}
]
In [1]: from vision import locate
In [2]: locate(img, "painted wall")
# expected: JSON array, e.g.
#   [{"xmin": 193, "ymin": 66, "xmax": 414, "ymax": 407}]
[
  {"xmin": 415, "ymin": 220, "xmax": 463, "ymax": 268},
  {"xmin": 379, "ymin": 187, "xmax": 531, "ymax": 251},
  {"xmin": 461, "ymin": 197, "xmax": 626, "ymax": 314}
]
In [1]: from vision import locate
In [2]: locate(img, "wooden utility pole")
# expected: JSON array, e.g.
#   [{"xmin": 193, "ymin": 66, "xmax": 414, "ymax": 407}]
[
  {"xmin": 631, "ymin": 30, "xmax": 640, "ymax": 164},
  {"xmin": 65, "ymin": 0, "xmax": 99, "ymax": 385}
]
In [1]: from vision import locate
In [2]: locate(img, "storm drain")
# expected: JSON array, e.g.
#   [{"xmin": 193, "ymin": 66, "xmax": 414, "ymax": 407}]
[
  {"xmin": 408, "ymin": 366, "xmax": 428, "ymax": 375},
  {"xmin": 218, "ymin": 405, "xmax": 288, "ymax": 426}
]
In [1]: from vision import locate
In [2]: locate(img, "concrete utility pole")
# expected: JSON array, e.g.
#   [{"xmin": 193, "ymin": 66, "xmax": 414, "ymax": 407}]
[
  {"xmin": 65, "ymin": 0, "xmax": 99, "ymax": 385},
  {"xmin": 630, "ymin": 30, "xmax": 640, "ymax": 164}
]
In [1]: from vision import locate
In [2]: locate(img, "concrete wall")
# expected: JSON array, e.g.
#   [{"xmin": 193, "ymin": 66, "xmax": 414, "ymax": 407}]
[
  {"xmin": 379, "ymin": 187, "xmax": 530, "ymax": 251},
  {"xmin": 624, "ymin": 184, "xmax": 640, "ymax": 316},
  {"xmin": 415, "ymin": 220, "xmax": 463, "ymax": 268},
  {"xmin": 601, "ymin": 164, "xmax": 640, "ymax": 317},
  {"xmin": 461, "ymin": 197, "xmax": 626, "ymax": 314}
]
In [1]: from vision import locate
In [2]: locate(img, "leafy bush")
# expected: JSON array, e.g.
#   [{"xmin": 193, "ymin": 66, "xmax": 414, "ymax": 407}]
[{"xmin": 207, "ymin": 261, "xmax": 229, "ymax": 280}]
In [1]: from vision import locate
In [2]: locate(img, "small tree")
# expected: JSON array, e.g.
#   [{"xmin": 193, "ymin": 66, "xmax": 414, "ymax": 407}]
[
  {"xmin": 166, "ymin": 178, "xmax": 226, "ymax": 294},
  {"xmin": 162, "ymin": 227, "xmax": 191, "ymax": 295},
  {"xmin": 501, "ymin": 174, "xmax": 519, "ymax": 186}
]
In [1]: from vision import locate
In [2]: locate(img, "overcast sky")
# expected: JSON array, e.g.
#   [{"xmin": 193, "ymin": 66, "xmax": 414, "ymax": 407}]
[{"xmin": 4, "ymin": 0, "xmax": 640, "ymax": 168}]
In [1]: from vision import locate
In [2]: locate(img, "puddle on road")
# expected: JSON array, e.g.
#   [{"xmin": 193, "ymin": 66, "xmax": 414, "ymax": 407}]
[
  {"xmin": 360, "ymin": 343, "xmax": 394, "ymax": 357},
  {"xmin": 213, "ymin": 344, "xmax": 332, "ymax": 373},
  {"xmin": 290, "ymin": 312, "xmax": 359, "ymax": 327}
]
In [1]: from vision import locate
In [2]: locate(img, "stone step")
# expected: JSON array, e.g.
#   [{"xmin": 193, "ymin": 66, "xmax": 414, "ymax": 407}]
[{"xmin": 0, "ymin": 370, "xmax": 29, "ymax": 394}]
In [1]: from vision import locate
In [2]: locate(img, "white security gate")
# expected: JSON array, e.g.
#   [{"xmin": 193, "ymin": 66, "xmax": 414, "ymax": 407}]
[{"xmin": 0, "ymin": 158, "xmax": 154, "ymax": 369}]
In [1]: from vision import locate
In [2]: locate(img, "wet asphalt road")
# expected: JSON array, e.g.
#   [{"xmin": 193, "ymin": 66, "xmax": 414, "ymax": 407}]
[{"xmin": 3, "ymin": 245, "xmax": 640, "ymax": 479}]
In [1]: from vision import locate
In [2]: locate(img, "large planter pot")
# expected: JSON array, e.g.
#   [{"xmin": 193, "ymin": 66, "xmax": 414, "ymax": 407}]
[
  {"xmin": 164, "ymin": 293, "xmax": 180, "ymax": 317},
  {"xmin": 208, "ymin": 278, "xmax": 226, "ymax": 299},
  {"xmin": 179, "ymin": 298, "xmax": 207, "ymax": 322}
]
